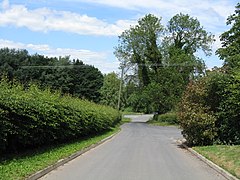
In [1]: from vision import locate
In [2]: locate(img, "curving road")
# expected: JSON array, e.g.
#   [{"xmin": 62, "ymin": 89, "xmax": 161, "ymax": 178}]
[{"xmin": 40, "ymin": 115, "xmax": 226, "ymax": 180}]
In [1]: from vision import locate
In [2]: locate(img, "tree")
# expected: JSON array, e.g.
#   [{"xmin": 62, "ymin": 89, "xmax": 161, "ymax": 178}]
[
  {"xmin": 166, "ymin": 13, "xmax": 214, "ymax": 55},
  {"xmin": 164, "ymin": 13, "xmax": 214, "ymax": 79},
  {"xmin": 0, "ymin": 48, "xmax": 29, "ymax": 80},
  {"xmin": 114, "ymin": 13, "xmax": 214, "ymax": 113},
  {"xmin": 69, "ymin": 60, "xmax": 103, "ymax": 102},
  {"xmin": 216, "ymin": 3, "xmax": 240, "ymax": 70},
  {"xmin": 114, "ymin": 14, "xmax": 164, "ymax": 87},
  {"xmin": 0, "ymin": 48, "xmax": 103, "ymax": 102},
  {"xmin": 156, "ymin": 13, "xmax": 214, "ymax": 112},
  {"xmin": 100, "ymin": 72, "xmax": 121, "ymax": 109}
]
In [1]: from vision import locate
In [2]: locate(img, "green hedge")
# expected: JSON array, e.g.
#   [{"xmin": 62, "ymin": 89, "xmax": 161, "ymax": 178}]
[
  {"xmin": 0, "ymin": 79, "xmax": 121, "ymax": 154},
  {"xmin": 153, "ymin": 112, "xmax": 178, "ymax": 124}
]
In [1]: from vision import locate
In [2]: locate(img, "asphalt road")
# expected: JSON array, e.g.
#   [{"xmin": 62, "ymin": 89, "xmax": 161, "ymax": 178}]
[{"xmin": 40, "ymin": 114, "xmax": 226, "ymax": 180}]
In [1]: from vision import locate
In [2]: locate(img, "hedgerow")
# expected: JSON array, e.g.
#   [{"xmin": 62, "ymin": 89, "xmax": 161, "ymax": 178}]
[
  {"xmin": 153, "ymin": 112, "xmax": 178, "ymax": 124},
  {"xmin": 0, "ymin": 78, "xmax": 121, "ymax": 154}
]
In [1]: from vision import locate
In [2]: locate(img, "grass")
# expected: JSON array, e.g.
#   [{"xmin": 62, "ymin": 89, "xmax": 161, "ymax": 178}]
[
  {"xmin": 146, "ymin": 112, "xmax": 179, "ymax": 127},
  {"xmin": 0, "ymin": 126, "xmax": 121, "ymax": 180},
  {"xmin": 147, "ymin": 119, "xmax": 178, "ymax": 127},
  {"xmin": 193, "ymin": 145, "xmax": 240, "ymax": 178},
  {"xmin": 121, "ymin": 111, "xmax": 143, "ymax": 115},
  {"xmin": 121, "ymin": 117, "xmax": 132, "ymax": 124}
]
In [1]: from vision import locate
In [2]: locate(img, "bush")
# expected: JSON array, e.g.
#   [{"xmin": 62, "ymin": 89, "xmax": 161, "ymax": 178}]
[
  {"xmin": 153, "ymin": 112, "xmax": 178, "ymax": 124},
  {"xmin": 178, "ymin": 70, "xmax": 240, "ymax": 146},
  {"xmin": 0, "ymin": 79, "xmax": 121, "ymax": 154},
  {"xmin": 178, "ymin": 79, "xmax": 217, "ymax": 146},
  {"xmin": 216, "ymin": 72, "xmax": 240, "ymax": 144}
]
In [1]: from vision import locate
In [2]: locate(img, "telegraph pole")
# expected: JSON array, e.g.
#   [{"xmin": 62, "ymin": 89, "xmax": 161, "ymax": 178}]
[{"xmin": 117, "ymin": 65, "xmax": 124, "ymax": 111}]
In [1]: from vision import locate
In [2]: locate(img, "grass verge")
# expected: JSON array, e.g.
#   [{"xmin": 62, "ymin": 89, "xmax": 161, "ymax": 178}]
[
  {"xmin": 0, "ymin": 127, "xmax": 121, "ymax": 180},
  {"xmin": 121, "ymin": 111, "xmax": 143, "ymax": 115},
  {"xmin": 193, "ymin": 145, "xmax": 240, "ymax": 178},
  {"xmin": 121, "ymin": 117, "xmax": 131, "ymax": 124},
  {"xmin": 147, "ymin": 120, "xmax": 178, "ymax": 127}
]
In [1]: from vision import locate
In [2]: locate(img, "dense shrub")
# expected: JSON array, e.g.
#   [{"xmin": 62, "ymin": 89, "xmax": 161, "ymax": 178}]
[
  {"xmin": 153, "ymin": 112, "xmax": 178, "ymax": 124},
  {"xmin": 0, "ymin": 79, "xmax": 121, "ymax": 154},
  {"xmin": 216, "ymin": 72, "xmax": 240, "ymax": 144},
  {"xmin": 178, "ymin": 79, "xmax": 217, "ymax": 146},
  {"xmin": 178, "ymin": 71, "xmax": 240, "ymax": 146}
]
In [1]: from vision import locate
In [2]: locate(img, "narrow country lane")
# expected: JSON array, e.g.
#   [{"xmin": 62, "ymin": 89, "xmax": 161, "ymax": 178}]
[{"xmin": 40, "ymin": 115, "xmax": 226, "ymax": 180}]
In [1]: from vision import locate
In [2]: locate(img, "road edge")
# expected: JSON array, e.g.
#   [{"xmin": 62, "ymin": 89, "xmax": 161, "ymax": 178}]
[
  {"xmin": 178, "ymin": 140, "xmax": 239, "ymax": 180},
  {"xmin": 27, "ymin": 130, "xmax": 120, "ymax": 180}
]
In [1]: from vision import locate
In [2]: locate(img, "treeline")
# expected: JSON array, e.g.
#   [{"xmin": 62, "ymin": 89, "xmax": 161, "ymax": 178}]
[
  {"xmin": 0, "ymin": 78, "xmax": 120, "ymax": 154},
  {"xmin": 0, "ymin": 48, "xmax": 103, "ymax": 102}
]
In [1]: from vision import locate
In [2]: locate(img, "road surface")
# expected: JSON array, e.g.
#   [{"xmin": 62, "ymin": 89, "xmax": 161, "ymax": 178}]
[{"xmin": 40, "ymin": 114, "xmax": 226, "ymax": 180}]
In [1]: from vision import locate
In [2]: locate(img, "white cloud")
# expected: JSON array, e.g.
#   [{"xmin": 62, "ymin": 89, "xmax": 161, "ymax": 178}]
[
  {"xmin": 0, "ymin": 1, "xmax": 135, "ymax": 36},
  {"xmin": 1, "ymin": 0, "xmax": 9, "ymax": 9},
  {"xmin": 0, "ymin": 39, "xmax": 119, "ymax": 73},
  {"xmin": 70, "ymin": 0, "xmax": 236, "ymax": 16},
  {"xmin": 69, "ymin": 0, "xmax": 236, "ymax": 31},
  {"xmin": 0, "ymin": 0, "xmax": 236, "ymax": 36}
]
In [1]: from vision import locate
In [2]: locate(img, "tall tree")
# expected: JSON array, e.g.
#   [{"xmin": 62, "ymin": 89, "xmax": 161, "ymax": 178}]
[
  {"xmin": 216, "ymin": 3, "xmax": 240, "ymax": 70},
  {"xmin": 166, "ymin": 13, "xmax": 214, "ymax": 56},
  {"xmin": 160, "ymin": 13, "xmax": 215, "ymax": 102},
  {"xmin": 115, "ymin": 13, "xmax": 214, "ymax": 113},
  {"xmin": 164, "ymin": 13, "xmax": 214, "ymax": 79},
  {"xmin": 114, "ymin": 14, "xmax": 164, "ymax": 87}
]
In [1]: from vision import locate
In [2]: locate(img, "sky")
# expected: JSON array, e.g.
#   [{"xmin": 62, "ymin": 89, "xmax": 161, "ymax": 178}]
[{"xmin": 0, "ymin": 0, "xmax": 238, "ymax": 74}]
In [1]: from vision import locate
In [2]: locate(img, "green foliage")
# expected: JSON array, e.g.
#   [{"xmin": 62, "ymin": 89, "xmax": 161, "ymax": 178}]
[
  {"xmin": 127, "ymin": 87, "xmax": 155, "ymax": 113},
  {"xmin": 216, "ymin": 71, "xmax": 240, "ymax": 144},
  {"xmin": 216, "ymin": 3, "xmax": 240, "ymax": 70},
  {"xmin": 100, "ymin": 72, "xmax": 120, "ymax": 109},
  {"xmin": 68, "ymin": 60, "xmax": 103, "ymax": 102},
  {"xmin": 114, "ymin": 14, "xmax": 164, "ymax": 87},
  {"xmin": 0, "ymin": 128, "xmax": 119, "ymax": 180},
  {"xmin": 178, "ymin": 69, "xmax": 240, "ymax": 145},
  {"xmin": 0, "ymin": 48, "xmax": 103, "ymax": 102},
  {"xmin": 166, "ymin": 13, "xmax": 214, "ymax": 56},
  {"xmin": 114, "ymin": 13, "xmax": 214, "ymax": 114},
  {"xmin": 212, "ymin": 3, "xmax": 240, "ymax": 144},
  {"xmin": 153, "ymin": 112, "xmax": 178, "ymax": 124},
  {"xmin": 0, "ymin": 79, "xmax": 121, "ymax": 154},
  {"xmin": 178, "ymin": 79, "xmax": 217, "ymax": 146}
]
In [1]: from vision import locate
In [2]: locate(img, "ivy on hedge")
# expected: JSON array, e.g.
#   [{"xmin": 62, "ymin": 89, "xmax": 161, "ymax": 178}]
[{"xmin": 0, "ymin": 79, "xmax": 121, "ymax": 154}]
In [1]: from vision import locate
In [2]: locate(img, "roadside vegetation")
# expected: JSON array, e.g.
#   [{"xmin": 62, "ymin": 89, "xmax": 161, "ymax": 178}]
[
  {"xmin": 0, "ymin": 78, "xmax": 120, "ymax": 155},
  {"xmin": 0, "ymin": 127, "xmax": 120, "ymax": 180},
  {"xmin": 147, "ymin": 112, "xmax": 178, "ymax": 126},
  {"xmin": 193, "ymin": 145, "xmax": 240, "ymax": 179},
  {"xmin": 178, "ymin": 3, "xmax": 240, "ymax": 146}
]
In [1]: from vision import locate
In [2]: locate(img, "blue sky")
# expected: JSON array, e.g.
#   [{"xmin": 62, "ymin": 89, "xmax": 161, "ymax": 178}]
[{"xmin": 0, "ymin": 0, "xmax": 238, "ymax": 73}]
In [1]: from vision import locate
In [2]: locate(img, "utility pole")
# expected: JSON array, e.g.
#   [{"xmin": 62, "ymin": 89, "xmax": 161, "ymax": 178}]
[{"xmin": 117, "ymin": 65, "xmax": 124, "ymax": 111}]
